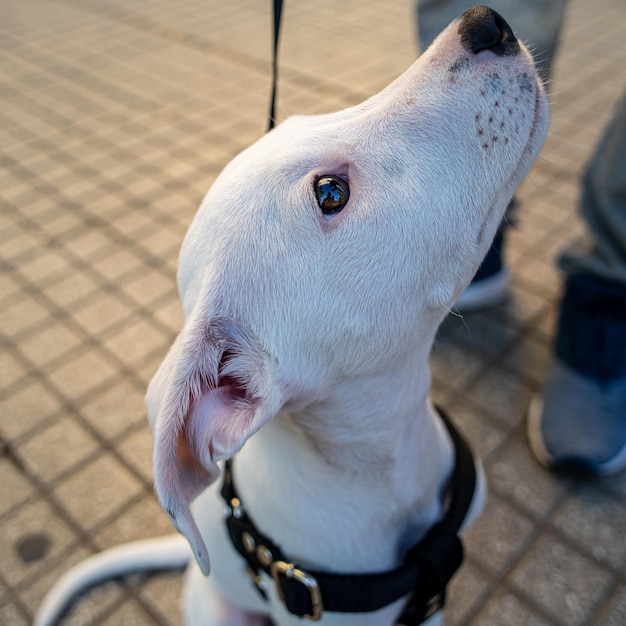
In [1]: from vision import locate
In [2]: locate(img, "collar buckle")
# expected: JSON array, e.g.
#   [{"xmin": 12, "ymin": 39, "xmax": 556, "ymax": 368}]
[
  {"xmin": 221, "ymin": 406, "xmax": 477, "ymax": 624},
  {"xmin": 270, "ymin": 561, "xmax": 324, "ymax": 621}
]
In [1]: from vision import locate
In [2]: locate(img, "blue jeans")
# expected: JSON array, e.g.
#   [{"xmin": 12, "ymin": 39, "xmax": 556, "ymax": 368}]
[{"xmin": 559, "ymin": 90, "xmax": 626, "ymax": 288}]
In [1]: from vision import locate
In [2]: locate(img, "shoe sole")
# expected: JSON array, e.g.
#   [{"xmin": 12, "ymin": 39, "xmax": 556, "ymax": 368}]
[
  {"xmin": 527, "ymin": 394, "xmax": 626, "ymax": 476},
  {"xmin": 526, "ymin": 394, "xmax": 556, "ymax": 470},
  {"xmin": 455, "ymin": 269, "xmax": 510, "ymax": 313}
]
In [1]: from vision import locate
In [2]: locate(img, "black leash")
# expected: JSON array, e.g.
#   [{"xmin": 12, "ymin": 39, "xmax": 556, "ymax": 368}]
[
  {"xmin": 267, "ymin": 0, "xmax": 284, "ymax": 131},
  {"xmin": 221, "ymin": 407, "xmax": 477, "ymax": 624}
]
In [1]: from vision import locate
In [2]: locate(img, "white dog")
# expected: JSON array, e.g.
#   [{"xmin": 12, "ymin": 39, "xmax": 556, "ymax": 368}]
[{"xmin": 36, "ymin": 6, "xmax": 548, "ymax": 626}]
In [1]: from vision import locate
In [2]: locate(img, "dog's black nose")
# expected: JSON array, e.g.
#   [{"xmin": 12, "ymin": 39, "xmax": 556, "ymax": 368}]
[{"xmin": 458, "ymin": 5, "xmax": 520, "ymax": 56}]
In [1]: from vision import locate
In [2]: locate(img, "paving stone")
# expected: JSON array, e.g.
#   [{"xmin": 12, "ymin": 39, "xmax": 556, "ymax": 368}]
[
  {"xmin": 502, "ymin": 331, "xmax": 552, "ymax": 386},
  {"xmin": 16, "ymin": 249, "xmax": 70, "ymax": 285},
  {"xmin": 443, "ymin": 400, "xmax": 508, "ymax": 462},
  {"xmin": 470, "ymin": 589, "xmax": 553, "ymax": 626},
  {"xmin": 79, "ymin": 379, "xmax": 147, "ymax": 440},
  {"xmin": 18, "ymin": 543, "xmax": 107, "ymax": 619},
  {"xmin": 95, "ymin": 496, "xmax": 173, "ymax": 551},
  {"xmin": 0, "ymin": 350, "xmax": 27, "ymax": 391},
  {"xmin": 103, "ymin": 317, "xmax": 170, "ymax": 368},
  {"xmin": 0, "ymin": 378, "xmax": 63, "ymax": 440},
  {"xmin": 42, "ymin": 271, "xmax": 100, "ymax": 309},
  {"xmin": 138, "ymin": 227, "xmax": 184, "ymax": 258},
  {"xmin": 510, "ymin": 531, "xmax": 615, "ymax": 626},
  {"xmin": 444, "ymin": 560, "xmax": 493, "ymax": 626},
  {"xmin": 117, "ymin": 426, "xmax": 156, "ymax": 484},
  {"xmin": 465, "ymin": 492, "xmax": 536, "ymax": 576},
  {"xmin": 1, "ymin": 295, "xmax": 51, "ymax": 337},
  {"xmin": 138, "ymin": 572, "xmax": 184, "ymax": 626},
  {"xmin": 599, "ymin": 470, "xmax": 626, "ymax": 501},
  {"xmin": 0, "ymin": 500, "xmax": 78, "ymax": 588},
  {"xmin": 17, "ymin": 320, "xmax": 83, "ymax": 368},
  {"xmin": 59, "ymin": 230, "xmax": 116, "ymax": 261},
  {"xmin": 598, "ymin": 585, "xmax": 626, "ymax": 626},
  {"xmin": 487, "ymin": 433, "xmax": 573, "ymax": 519},
  {"xmin": 552, "ymin": 485, "xmax": 626, "ymax": 572},
  {"xmin": 430, "ymin": 338, "xmax": 489, "ymax": 394},
  {"xmin": 0, "ymin": 229, "xmax": 44, "ymax": 262},
  {"xmin": 53, "ymin": 453, "xmax": 145, "ymax": 530},
  {"xmin": 149, "ymin": 299, "xmax": 184, "ymax": 333},
  {"xmin": 119, "ymin": 269, "xmax": 175, "ymax": 308},
  {"xmin": 72, "ymin": 292, "xmax": 134, "ymax": 337},
  {"xmin": 53, "ymin": 579, "xmax": 128, "ymax": 626},
  {"xmin": 466, "ymin": 365, "xmax": 533, "ymax": 429},
  {"xmin": 0, "ymin": 457, "xmax": 36, "ymax": 517},
  {"xmin": 47, "ymin": 349, "xmax": 119, "ymax": 402},
  {"xmin": 0, "ymin": 273, "xmax": 21, "ymax": 304},
  {"xmin": 98, "ymin": 598, "xmax": 159, "ymax": 626},
  {"xmin": 440, "ymin": 309, "xmax": 519, "ymax": 360},
  {"xmin": 32, "ymin": 210, "xmax": 84, "ymax": 239},
  {"xmin": 17, "ymin": 416, "xmax": 101, "ymax": 484},
  {"xmin": 90, "ymin": 248, "xmax": 145, "ymax": 282},
  {"xmin": 0, "ymin": 600, "xmax": 29, "ymax": 626}
]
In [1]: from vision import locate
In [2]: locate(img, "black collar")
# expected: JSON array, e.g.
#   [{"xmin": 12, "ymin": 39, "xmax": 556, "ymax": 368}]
[{"xmin": 220, "ymin": 407, "xmax": 477, "ymax": 624}]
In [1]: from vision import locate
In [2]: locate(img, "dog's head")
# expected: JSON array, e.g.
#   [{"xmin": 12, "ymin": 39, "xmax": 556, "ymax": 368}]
[{"xmin": 147, "ymin": 5, "xmax": 549, "ymax": 573}]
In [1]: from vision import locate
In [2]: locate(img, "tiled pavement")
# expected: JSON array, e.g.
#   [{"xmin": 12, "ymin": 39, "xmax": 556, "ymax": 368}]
[{"xmin": 1, "ymin": 0, "xmax": 625, "ymax": 624}]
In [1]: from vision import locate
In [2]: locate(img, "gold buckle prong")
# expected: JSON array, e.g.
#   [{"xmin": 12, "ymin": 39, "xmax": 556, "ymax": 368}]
[{"xmin": 270, "ymin": 561, "xmax": 323, "ymax": 621}]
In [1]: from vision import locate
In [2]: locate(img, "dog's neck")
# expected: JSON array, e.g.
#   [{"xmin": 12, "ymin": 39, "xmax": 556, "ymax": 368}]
[
  {"xmin": 238, "ymin": 341, "xmax": 456, "ymax": 563},
  {"xmin": 286, "ymin": 346, "xmax": 453, "ymax": 503},
  {"xmin": 231, "ymin": 324, "xmax": 460, "ymax": 572}
]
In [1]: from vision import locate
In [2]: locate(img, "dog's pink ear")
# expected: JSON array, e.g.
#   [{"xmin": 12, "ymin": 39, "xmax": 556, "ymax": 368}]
[{"xmin": 146, "ymin": 319, "xmax": 280, "ymax": 575}]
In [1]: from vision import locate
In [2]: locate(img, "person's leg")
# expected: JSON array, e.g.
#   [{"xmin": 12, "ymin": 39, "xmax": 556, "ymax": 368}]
[
  {"xmin": 415, "ymin": 0, "xmax": 568, "ymax": 310},
  {"xmin": 559, "ymin": 91, "xmax": 626, "ymax": 285},
  {"xmin": 528, "ymin": 91, "xmax": 626, "ymax": 475}
]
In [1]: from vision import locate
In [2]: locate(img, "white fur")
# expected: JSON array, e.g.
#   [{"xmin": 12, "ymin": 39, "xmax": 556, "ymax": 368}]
[{"xmin": 35, "ymin": 11, "xmax": 548, "ymax": 626}]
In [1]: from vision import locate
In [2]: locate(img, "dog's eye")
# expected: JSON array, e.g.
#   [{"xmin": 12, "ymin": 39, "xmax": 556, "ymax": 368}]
[{"xmin": 314, "ymin": 175, "xmax": 350, "ymax": 217}]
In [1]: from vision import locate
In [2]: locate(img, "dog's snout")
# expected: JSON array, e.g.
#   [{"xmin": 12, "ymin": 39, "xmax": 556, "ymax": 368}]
[{"xmin": 458, "ymin": 5, "xmax": 520, "ymax": 56}]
